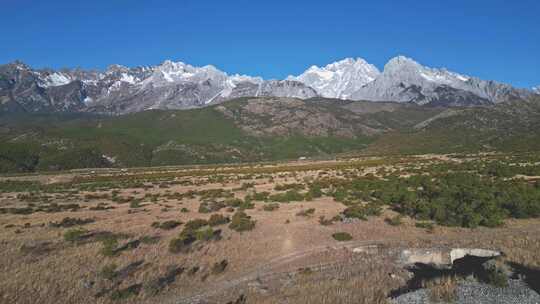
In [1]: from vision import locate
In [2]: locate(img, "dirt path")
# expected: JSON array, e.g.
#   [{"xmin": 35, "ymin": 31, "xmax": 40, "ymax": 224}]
[{"xmin": 172, "ymin": 238, "xmax": 405, "ymax": 304}]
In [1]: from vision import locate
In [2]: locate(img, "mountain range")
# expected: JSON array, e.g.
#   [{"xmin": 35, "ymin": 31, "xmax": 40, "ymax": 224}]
[{"xmin": 1, "ymin": 56, "xmax": 537, "ymax": 114}]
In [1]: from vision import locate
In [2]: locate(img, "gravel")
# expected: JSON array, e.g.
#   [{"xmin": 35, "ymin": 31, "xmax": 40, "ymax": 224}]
[{"xmin": 391, "ymin": 279, "xmax": 540, "ymax": 304}]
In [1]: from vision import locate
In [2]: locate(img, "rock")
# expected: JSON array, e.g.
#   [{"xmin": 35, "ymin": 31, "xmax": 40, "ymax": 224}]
[
  {"xmin": 450, "ymin": 248, "xmax": 501, "ymax": 264},
  {"xmin": 399, "ymin": 248, "xmax": 502, "ymax": 268},
  {"xmin": 352, "ymin": 245, "xmax": 379, "ymax": 254}
]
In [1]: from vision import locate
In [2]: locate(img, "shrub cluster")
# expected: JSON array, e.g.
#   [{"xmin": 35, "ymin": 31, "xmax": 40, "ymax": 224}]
[{"xmin": 228, "ymin": 211, "xmax": 256, "ymax": 232}]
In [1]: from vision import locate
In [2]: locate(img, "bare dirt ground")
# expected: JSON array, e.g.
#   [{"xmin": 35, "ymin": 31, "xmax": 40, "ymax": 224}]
[{"xmin": 1, "ymin": 154, "xmax": 539, "ymax": 304}]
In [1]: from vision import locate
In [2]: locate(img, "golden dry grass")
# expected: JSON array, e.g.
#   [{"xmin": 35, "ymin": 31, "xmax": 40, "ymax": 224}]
[{"xmin": 1, "ymin": 155, "xmax": 540, "ymax": 304}]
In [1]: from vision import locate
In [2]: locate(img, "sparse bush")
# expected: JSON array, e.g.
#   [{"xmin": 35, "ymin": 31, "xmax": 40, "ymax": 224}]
[
  {"xmin": 208, "ymin": 214, "xmax": 230, "ymax": 226},
  {"xmin": 332, "ymin": 232, "xmax": 352, "ymax": 241},
  {"xmin": 152, "ymin": 220, "xmax": 182, "ymax": 230},
  {"xmin": 224, "ymin": 198, "xmax": 243, "ymax": 207},
  {"xmin": 415, "ymin": 221, "xmax": 435, "ymax": 232},
  {"xmin": 318, "ymin": 216, "xmax": 333, "ymax": 226},
  {"xmin": 343, "ymin": 202, "xmax": 382, "ymax": 220},
  {"xmin": 63, "ymin": 228, "xmax": 88, "ymax": 243},
  {"xmin": 199, "ymin": 201, "xmax": 226, "ymax": 213},
  {"xmin": 269, "ymin": 190, "xmax": 305, "ymax": 203},
  {"xmin": 195, "ymin": 227, "xmax": 221, "ymax": 241},
  {"xmin": 263, "ymin": 203, "xmax": 280, "ymax": 211},
  {"xmin": 211, "ymin": 259, "xmax": 228, "ymax": 274},
  {"xmin": 296, "ymin": 208, "xmax": 315, "ymax": 217},
  {"xmin": 275, "ymin": 183, "xmax": 305, "ymax": 191},
  {"xmin": 168, "ymin": 234, "xmax": 196, "ymax": 254},
  {"xmin": 247, "ymin": 191, "xmax": 270, "ymax": 202},
  {"xmin": 229, "ymin": 211, "xmax": 255, "ymax": 232},
  {"xmin": 129, "ymin": 200, "xmax": 141, "ymax": 208},
  {"xmin": 184, "ymin": 219, "xmax": 209, "ymax": 230},
  {"xmin": 99, "ymin": 263, "xmax": 118, "ymax": 280},
  {"xmin": 110, "ymin": 284, "xmax": 142, "ymax": 301},
  {"xmin": 100, "ymin": 236, "xmax": 119, "ymax": 257},
  {"xmin": 140, "ymin": 235, "xmax": 160, "ymax": 244},
  {"xmin": 49, "ymin": 217, "xmax": 95, "ymax": 228},
  {"xmin": 385, "ymin": 215, "xmax": 403, "ymax": 226}
]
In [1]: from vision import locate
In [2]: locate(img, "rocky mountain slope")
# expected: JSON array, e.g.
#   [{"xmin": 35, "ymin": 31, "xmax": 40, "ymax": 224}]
[
  {"xmin": 291, "ymin": 56, "xmax": 535, "ymax": 106},
  {"xmin": 350, "ymin": 56, "xmax": 533, "ymax": 106},
  {"xmin": 1, "ymin": 56, "xmax": 537, "ymax": 114},
  {"xmin": 1, "ymin": 96, "xmax": 539, "ymax": 172},
  {"xmin": 0, "ymin": 61, "xmax": 317, "ymax": 114}
]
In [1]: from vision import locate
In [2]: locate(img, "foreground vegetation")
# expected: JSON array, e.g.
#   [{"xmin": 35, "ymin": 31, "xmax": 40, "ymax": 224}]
[{"xmin": 1, "ymin": 154, "xmax": 540, "ymax": 303}]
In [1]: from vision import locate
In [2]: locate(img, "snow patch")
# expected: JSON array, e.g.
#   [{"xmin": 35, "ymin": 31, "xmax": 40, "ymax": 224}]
[
  {"xmin": 120, "ymin": 73, "xmax": 137, "ymax": 84},
  {"xmin": 42, "ymin": 73, "xmax": 72, "ymax": 87}
]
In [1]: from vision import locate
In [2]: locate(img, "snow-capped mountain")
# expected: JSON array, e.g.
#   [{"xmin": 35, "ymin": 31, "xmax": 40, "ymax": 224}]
[
  {"xmin": 0, "ymin": 60, "xmax": 316, "ymax": 114},
  {"xmin": 533, "ymin": 86, "xmax": 540, "ymax": 94},
  {"xmin": 0, "ymin": 56, "xmax": 535, "ymax": 114},
  {"xmin": 350, "ymin": 56, "xmax": 532, "ymax": 105},
  {"xmin": 288, "ymin": 58, "xmax": 380, "ymax": 99}
]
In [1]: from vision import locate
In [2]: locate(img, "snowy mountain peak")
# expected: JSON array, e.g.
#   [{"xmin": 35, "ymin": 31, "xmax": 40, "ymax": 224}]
[
  {"xmin": 351, "ymin": 56, "xmax": 531, "ymax": 105},
  {"xmin": 384, "ymin": 56, "xmax": 423, "ymax": 73},
  {"xmin": 381, "ymin": 56, "xmax": 470, "ymax": 86},
  {"xmin": 106, "ymin": 64, "xmax": 130, "ymax": 74},
  {"xmin": 289, "ymin": 57, "xmax": 380, "ymax": 99},
  {"xmin": 533, "ymin": 86, "xmax": 540, "ymax": 94}
]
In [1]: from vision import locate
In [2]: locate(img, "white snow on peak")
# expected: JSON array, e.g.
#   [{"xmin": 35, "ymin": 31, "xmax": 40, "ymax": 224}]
[
  {"xmin": 41, "ymin": 72, "xmax": 72, "ymax": 87},
  {"xmin": 289, "ymin": 57, "xmax": 380, "ymax": 99},
  {"xmin": 533, "ymin": 86, "xmax": 540, "ymax": 94},
  {"xmin": 383, "ymin": 55, "xmax": 470, "ymax": 86},
  {"xmin": 120, "ymin": 73, "xmax": 137, "ymax": 84}
]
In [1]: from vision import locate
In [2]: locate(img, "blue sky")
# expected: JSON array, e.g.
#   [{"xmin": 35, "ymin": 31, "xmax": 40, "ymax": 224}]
[{"xmin": 1, "ymin": 0, "xmax": 539, "ymax": 88}]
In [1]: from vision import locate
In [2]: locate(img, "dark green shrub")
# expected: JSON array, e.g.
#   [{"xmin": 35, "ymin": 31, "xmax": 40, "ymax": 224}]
[
  {"xmin": 296, "ymin": 208, "xmax": 315, "ymax": 217},
  {"xmin": 153, "ymin": 220, "xmax": 182, "ymax": 230},
  {"xmin": 109, "ymin": 284, "xmax": 141, "ymax": 300},
  {"xmin": 229, "ymin": 211, "xmax": 255, "ymax": 232},
  {"xmin": 49, "ymin": 217, "xmax": 95, "ymax": 228},
  {"xmin": 269, "ymin": 190, "xmax": 305, "ymax": 203},
  {"xmin": 342, "ymin": 202, "xmax": 382, "ymax": 220},
  {"xmin": 168, "ymin": 233, "xmax": 196, "ymax": 254},
  {"xmin": 63, "ymin": 228, "xmax": 88, "ymax": 243},
  {"xmin": 415, "ymin": 221, "xmax": 435, "ymax": 231},
  {"xmin": 263, "ymin": 203, "xmax": 280, "ymax": 211},
  {"xmin": 140, "ymin": 235, "xmax": 160, "ymax": 244},
  {"xmin": 208, "ymin": 214, "xmax": 230, "ymax": 226},
  {"xmin": 332, "ymin": 232, "xmax": 353, "ymax": 241},
  {"xmin": 275, "ymin": 183, "xmax": 305, "ymax": 191},
  {"xmin": 247, "ymin": 191, "xmax": 270, "ymax": 202},
  {"xmin": 198, "ymin": 201, "xmax": 225, "ymax": 213},
  {"xmin": 224, "ymin": 198, "xmax": 243, "ymax": 207},
  {"xmin": 318, "ymin": 216, "xmax": 334, "ymax": 226},
  {"xmin": 99, "ymin": 264, "xmax": 118, "ymax": 280},
  {"xmin": 184, "ymin": 219, "xmax": 209, "ymax": 230},
  {"xmin": 100, "ymin": 236, "xmax": 119, "ymax": 257},
  {"xmin": 129, "ymin": 200, "xmax": 141, "ymax": 208},
  {"xmin": 385, "ymin": 215, "xmax": 403, "ymax": 226},
  {"xmin": 195, "ymin": 227, "xmax": 221, "ymax": 241}
]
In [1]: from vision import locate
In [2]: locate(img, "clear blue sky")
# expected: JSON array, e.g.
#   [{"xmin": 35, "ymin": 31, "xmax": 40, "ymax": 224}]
[{"xmin": 2, "ymin": 0, "xmax": 539, "ymax": 88}]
